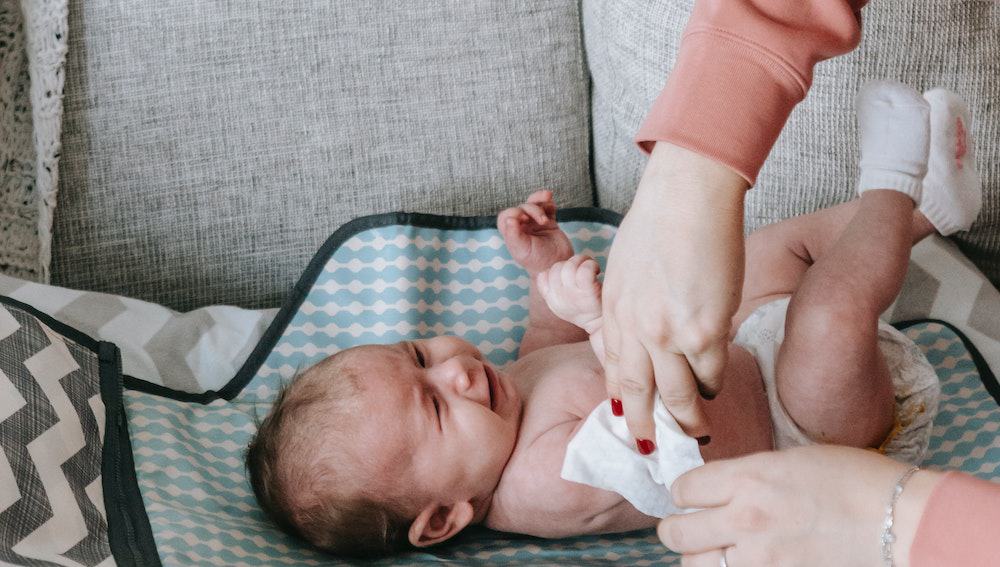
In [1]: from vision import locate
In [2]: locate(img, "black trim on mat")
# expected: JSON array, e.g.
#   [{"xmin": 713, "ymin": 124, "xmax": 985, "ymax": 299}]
[
  {"xmin": 0, "ymin": 296, "xmax": 161, "ymax": 567},
  {"xmin": 0, "ymin": 295, "xmax": 102, "ymax": 351},
  {"xmin": 125, "ymin": 207, "xmax": 623, "ymax": 403},
  {"xmin": 894, "ymin": 318, "xmax": 1000, "ymax": 406},
  {"xmin": 100, "ymin": 342, "xmax": 162, "ymax": 567}
]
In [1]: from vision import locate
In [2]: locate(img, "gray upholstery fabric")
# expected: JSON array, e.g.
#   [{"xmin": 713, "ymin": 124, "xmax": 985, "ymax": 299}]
[
  {"xmin": 53, "ymin": 1, "xmax": 592, "ymax": 311},
  {"xmin": 585, "ymin": 0, "xmax": 1000, "ymax": 288}
]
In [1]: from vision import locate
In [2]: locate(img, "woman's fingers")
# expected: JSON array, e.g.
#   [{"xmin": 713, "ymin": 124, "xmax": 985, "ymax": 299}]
[
  {"xmin": 685, "ymin": 334, "xmax": 729, "ymax": 399},
  {"xmin": 601, "ymin": 310, "xmax": 624, "ymax": 403},
  {"xmin": 650, "ymin": 349, "xmax": 709, "ymax": 437},
  {"xmin": 669, "ymin": 458, "xmax": 746, "ymax": 509},
  {"xmin": 616, "ymin": 338, "xmax": 657, "ymax": 448},
  {"xmin": 659, "ymin": 507, "xmax": 737, "ymax": 554},
  {"xmin": 679, "ymin": 548, "xmax": 740, "ymax": 567}
]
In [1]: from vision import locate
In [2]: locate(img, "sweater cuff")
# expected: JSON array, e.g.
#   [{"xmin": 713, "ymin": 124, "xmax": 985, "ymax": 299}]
[
  {"xmin": 911, "ymin": 471, "xmax": 1000, "ymax": 567},
  {"xmin": 635, "ymin": 30, "xmax": 808, "ymax": 186}
]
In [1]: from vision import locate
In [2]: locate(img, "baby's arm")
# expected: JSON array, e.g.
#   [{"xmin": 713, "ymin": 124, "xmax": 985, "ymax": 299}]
[
  {"xmin": 536, "ymin": 255, "xmax": 605, "ymax": 364},
  {"xmin": 499, "ymin": 191, "xmax": 590, "ymax": 357}
]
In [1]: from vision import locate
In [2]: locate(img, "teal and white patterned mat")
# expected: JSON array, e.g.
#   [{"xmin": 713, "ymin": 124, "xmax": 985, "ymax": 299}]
[{"xmin": 121, "ymin": 213, "xmax": 1000, "ymax": 566}]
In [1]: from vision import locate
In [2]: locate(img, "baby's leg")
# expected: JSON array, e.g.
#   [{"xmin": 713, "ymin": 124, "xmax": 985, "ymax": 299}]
[
  {"xmin": 775, "ymin": 190, "xmax": 917, "ymax": 447},
  {"xmin": 775, "ymin": 83, "xmax": 981, "ymax": 448},
  {"xmin": 738, "ymin": 203, "xmax": 933, "ymax": 325},
  {"xmin": 774, "ymin": 82, "xmax": 939, "ymax": 447}
]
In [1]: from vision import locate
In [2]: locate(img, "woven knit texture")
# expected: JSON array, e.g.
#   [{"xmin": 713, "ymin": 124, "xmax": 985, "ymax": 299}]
[
  {"xmin": 584, "ymin": 0, "xmax": 1000, "ymax": 289},
  {"xmin": 52, "ymin": 0, "xmax": 593, "ymax": 311},
  {"xmin": 0, "ymin": 0, "xmax": 67, "ymax": 281},
  {"xmin": 120, "ymin": 220, "xmax": 999, "ymax": 566}
]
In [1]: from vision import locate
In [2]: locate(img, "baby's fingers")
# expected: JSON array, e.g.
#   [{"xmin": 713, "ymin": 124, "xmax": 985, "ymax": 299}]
[
  {"xmin": 519, "ymin": 202, "xmax": 552, "ymax": 226},
  {"xmin": 497, "ymin": 207, "xmax": 525, "ymax": 230},
  {"xmin": 576, "ymin": 257, "xmax": 600, "ymax": 282},
  {"xmin": 559, "ymin": 255, "xmax": 588, "ymax": 287},
  {"xmin": 526, "ymin": 189, "xmax": 554, "ymax": 206},
  {"xmin": 499, "ymin": 215, "xmax": 531, "ymax": 250},
  {"xmin": 536, "ymin": 269, "xmax": 551, "ymax": 297}
]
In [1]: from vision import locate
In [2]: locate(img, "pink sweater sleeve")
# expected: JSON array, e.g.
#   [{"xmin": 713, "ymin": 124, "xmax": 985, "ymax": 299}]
[
  {"xmin": 911, "ymin": 472, "xmax": 1000, "ymax": 567},
  {"xmin": 636, "ymin": 1, "xmax": 867, "ymax": 185}
]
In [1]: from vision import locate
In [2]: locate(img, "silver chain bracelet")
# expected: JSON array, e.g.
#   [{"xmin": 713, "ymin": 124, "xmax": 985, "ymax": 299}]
[{"xmin": 880, "ymin": 465, "xmax": 920, "ymax": 566}]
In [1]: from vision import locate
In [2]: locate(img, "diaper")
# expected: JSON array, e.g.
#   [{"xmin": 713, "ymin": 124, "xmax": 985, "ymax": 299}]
[{"xmin": 733, "ymin": 297, "xmax": 940, "ymax": 465}]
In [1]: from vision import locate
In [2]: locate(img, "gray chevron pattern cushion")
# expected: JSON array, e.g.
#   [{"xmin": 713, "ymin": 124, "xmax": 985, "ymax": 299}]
[
  {"xmin": 0, "ymin": 302, "xmax": 112, "ymax": 566},
  {"xmin": 0, "ymin": 274, "xmax": 275, "ymax": 394}
]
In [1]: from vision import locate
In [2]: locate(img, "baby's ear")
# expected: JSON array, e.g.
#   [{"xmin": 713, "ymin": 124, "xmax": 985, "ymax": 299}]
[{"xmin": 407, "ymin": 501, "xmax": 474, "ymax": 548}]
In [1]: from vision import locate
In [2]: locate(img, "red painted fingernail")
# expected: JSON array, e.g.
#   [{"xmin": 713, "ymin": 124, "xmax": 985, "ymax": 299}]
[
  {"xmin": 636, "ymin": 439, "xmax": 656, "ymax": 455},
  {"xmin": 610, "ymin": 398, "xmax": 623, "ymax": 417},
  {"xmin": 697, "ymin": 436, "xmax": 711, "ymax": 446}
]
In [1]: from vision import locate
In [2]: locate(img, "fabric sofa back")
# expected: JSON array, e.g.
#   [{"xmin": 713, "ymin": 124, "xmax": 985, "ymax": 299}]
[{"xmin": 52, "ymin": 0, "xmax": 593, "ymax": 311}]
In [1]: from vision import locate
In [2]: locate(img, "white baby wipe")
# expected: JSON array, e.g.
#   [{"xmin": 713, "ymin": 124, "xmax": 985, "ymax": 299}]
[{"xmin": 561, "ymin": 398, "xmax": 704, "ymax": 518}]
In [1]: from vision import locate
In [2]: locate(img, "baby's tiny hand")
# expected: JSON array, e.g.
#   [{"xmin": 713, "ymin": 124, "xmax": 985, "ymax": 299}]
[
  {"xmin": 537, "ymin": 254, "xmax": 602, "ymax": 334},
  {"xmin": 498, "ymin": 189, "xmax": 574, "ymax": 275}
]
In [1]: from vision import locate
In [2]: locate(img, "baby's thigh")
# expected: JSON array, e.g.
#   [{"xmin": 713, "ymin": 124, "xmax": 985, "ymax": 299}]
[{"xmin": 773, "ymin": 295, "xmax": 895, "ymax": 447}]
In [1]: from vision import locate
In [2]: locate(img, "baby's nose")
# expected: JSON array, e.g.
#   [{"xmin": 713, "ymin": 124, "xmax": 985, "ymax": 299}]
[{"xmin": 445, "ymin": 359, "xmax": 489, "ymax": 407}]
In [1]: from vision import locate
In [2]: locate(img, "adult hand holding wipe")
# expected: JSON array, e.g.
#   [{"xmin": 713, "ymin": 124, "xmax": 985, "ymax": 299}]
[{"xmin": 561, "ymin": 397, "xmax": 704, "ymax": 518}]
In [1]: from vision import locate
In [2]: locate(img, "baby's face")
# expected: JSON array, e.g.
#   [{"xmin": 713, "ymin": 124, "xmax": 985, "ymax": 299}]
[{"xmin": 339, "ymin": 336, "xmax": 522, "ymax": 509}]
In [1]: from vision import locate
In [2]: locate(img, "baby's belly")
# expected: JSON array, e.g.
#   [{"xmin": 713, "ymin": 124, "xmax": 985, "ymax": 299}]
[
  {"xmin": 698, "ymin": 345, "xmax": 775, "ymax": 460},
  {"xmin": 513, "ymin": 341, "xmax": 774, "ymax": 463},
  {"xmin": 490, "ymin": 342, "xmax": 772, "ymax": 535}
]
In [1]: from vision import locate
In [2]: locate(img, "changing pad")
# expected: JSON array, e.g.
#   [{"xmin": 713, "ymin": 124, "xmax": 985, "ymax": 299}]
[
  {"xmin": 122, "ymin": 211, "xmax": 999, "ymax": 566},
  {"xmin": 3, "ymin": 209, "xmax": 998, "ymax": 566}
]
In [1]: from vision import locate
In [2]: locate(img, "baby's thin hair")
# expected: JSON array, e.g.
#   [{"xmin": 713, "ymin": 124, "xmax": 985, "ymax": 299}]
[{"xmin": 244, "ymin": 352, "xmax": 412, "ymax": 557}]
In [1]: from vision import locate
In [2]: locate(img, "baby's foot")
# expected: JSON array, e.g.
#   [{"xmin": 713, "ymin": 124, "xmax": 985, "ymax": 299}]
[
  {"xmin": 856, "ymin": 80, "xmax": 930, "ymax": 204},
  {"xmin": 536, "ymin": 254, "xmax": 602, "ymax": 334},
  {"xmin": 919, "ymin": 88, "xmax": 982, "ymax": 235}
]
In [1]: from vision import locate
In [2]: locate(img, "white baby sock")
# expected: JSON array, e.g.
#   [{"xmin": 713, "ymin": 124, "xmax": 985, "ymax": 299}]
[
  {"xmin": 856, "ymin": 80, "xmax": 930, "ymax": 203},
  {"xmin": 919, "ymin": 88, "xmax": 983, "ymax": 235}
]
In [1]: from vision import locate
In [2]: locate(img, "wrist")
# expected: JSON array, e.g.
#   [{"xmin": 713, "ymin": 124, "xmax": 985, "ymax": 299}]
[
  {"xmin": 891, "ymin": 469, "xmax": 945, "ymax": 567},
  {"xmin": 579, "ymin": 316, "xmax": 602, "ymax": 336},
  {"xmin": 525, "ymin": 253, "xmax": 575, "ymax": 278},
  {"xmin": 638, "ymin": 143, "xmax": 749, "ymax": 214}
]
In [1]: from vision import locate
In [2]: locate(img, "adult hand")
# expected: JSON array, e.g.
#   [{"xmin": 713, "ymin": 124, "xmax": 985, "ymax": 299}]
[
  {"xmin": 602, "ymin": 142, "xmax": 747, "ymax": 444},
  {"xmin": 659, "ymin": 445, "xmax": 944, "ymax": 566}
]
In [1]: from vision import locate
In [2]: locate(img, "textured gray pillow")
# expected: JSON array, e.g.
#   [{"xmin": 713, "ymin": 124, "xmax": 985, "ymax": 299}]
[
  {"xmin": 53, "ymin": 1, "xmax": 592, "ymax": 311},
  {"xmin": 584, "ymin": 0, "xmax": 1000, "ymax": 289}
]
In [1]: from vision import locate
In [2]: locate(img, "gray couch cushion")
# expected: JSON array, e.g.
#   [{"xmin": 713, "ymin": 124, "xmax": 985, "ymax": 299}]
[
  {"xmin": 53, "ymin": 0, "xmax": 592, "ymax": 311},
  {"xmin": 585, "ymin": 0, "xmax": 1000, "ymax": 289}
]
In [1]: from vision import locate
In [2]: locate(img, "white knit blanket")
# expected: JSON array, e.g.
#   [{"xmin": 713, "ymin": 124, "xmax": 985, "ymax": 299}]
[{"xmin": 0, "ymin": 0, "xmax": 68, "ymax": 281}]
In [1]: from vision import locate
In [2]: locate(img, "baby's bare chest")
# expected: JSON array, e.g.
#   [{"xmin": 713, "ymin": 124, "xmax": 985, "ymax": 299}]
[
  {"xmin": 488, "ymin": 343, "xmax": 639, "ymax": 535},
  {"xmin": 510, "ymin": 342, "xmax": 608, "ymax": 434}
]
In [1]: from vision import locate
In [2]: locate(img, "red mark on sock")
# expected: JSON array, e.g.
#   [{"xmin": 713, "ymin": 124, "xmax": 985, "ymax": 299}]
[{"xmin": 955, "ymin": 117, "xmax": 967, "ymax": 169}]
